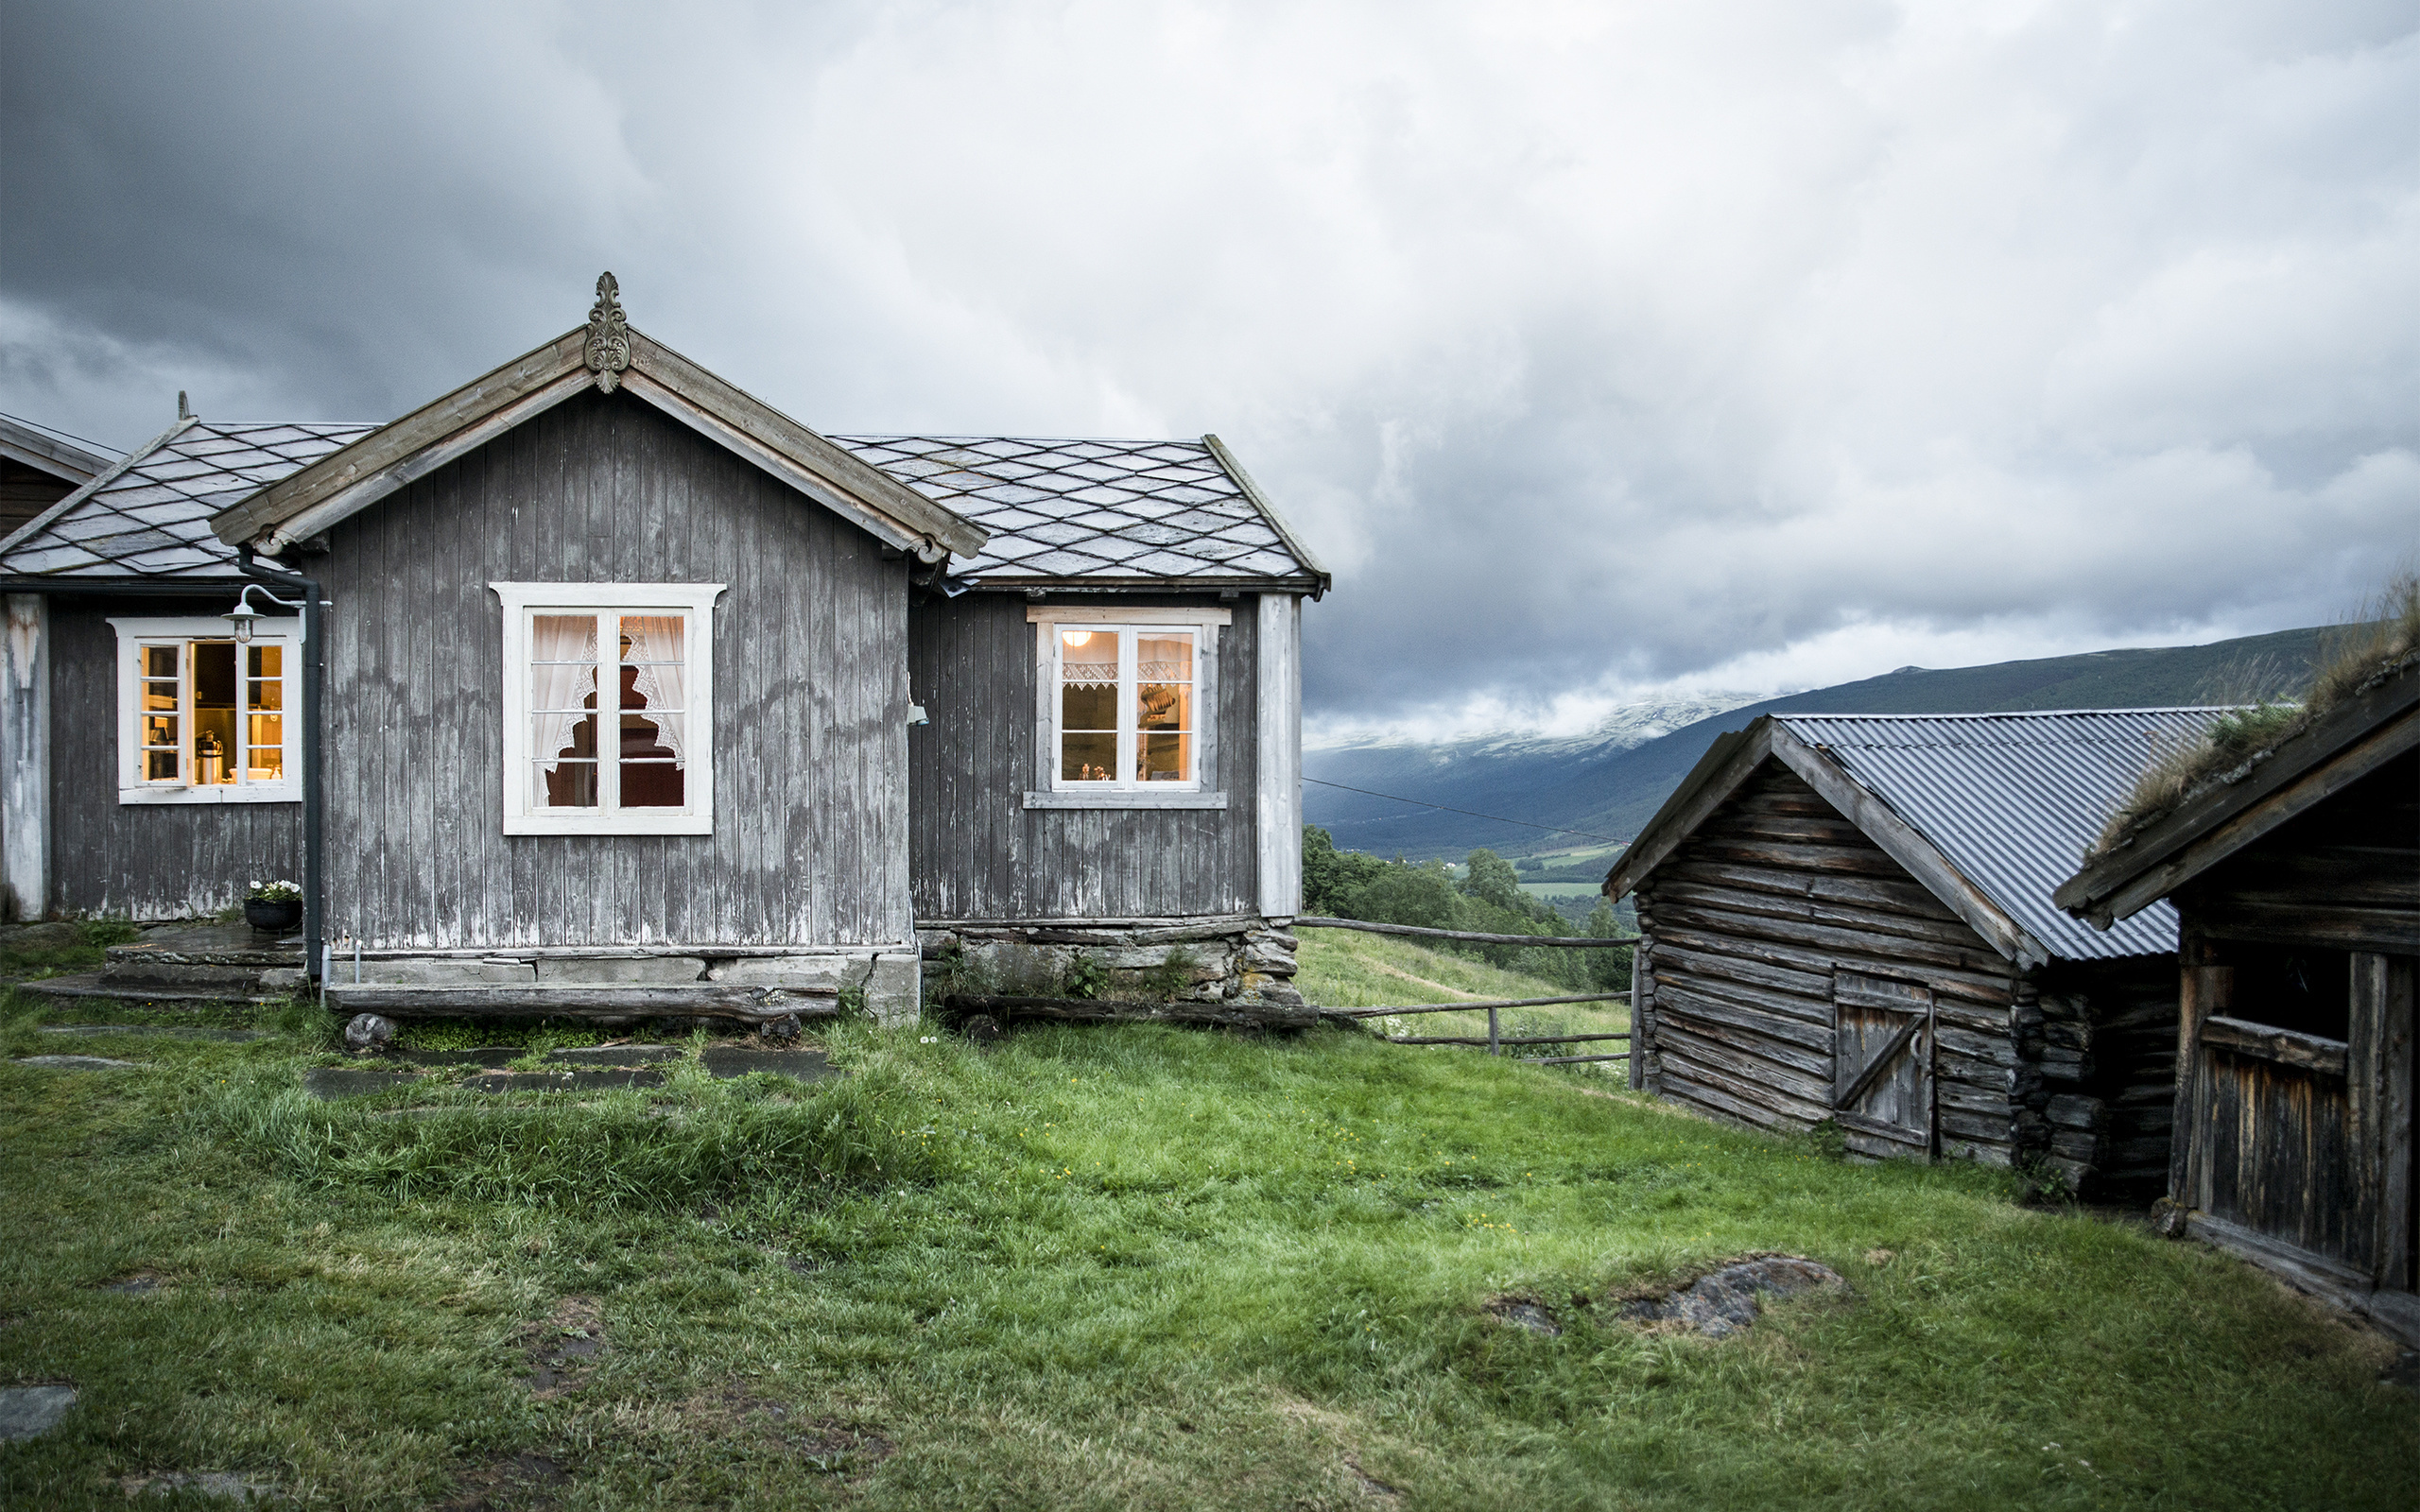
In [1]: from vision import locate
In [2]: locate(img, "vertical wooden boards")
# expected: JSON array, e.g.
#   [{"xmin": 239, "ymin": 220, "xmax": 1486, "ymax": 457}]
[
  {"xmin": 907, "ymin": 593, "xmax": 1259, "ymax": 922},
  {"xmin": 1831, "ymin": 971, "xmax": 1936, "ymax": 1159},
  {"xmin": 1254, "ymin": 593, "xmax": 1301, "ymax": 920},
  {"xmin": 316, "ymin": 387, "xmax": 911, "ymax": 950},
  {"xmin": 43, "ymin": 597, "xmax": 303, "ymax": 917},
  {"xmin": 3, "ymin": 593, "xmax": 49, "ymax": 919},
  {"xmin": 2354, "ymin": 951, "xmax": 2416, "ymax": 1292}
]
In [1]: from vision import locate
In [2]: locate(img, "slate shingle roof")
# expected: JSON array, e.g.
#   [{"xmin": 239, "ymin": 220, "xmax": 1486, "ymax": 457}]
[
  {"xmin": 0, "ymin": 419, "xmax": 377, "ymax": 580},
  {"xmin": 1775, "ymin": 710, "xmax": 2234, "ymax": 962},
  {"xmin": 1, "ymin": 421, "xmax": 1322, "ymax": 592},
  {"xmin": 829, "ymin": 436, "xmax": 1323, "ymax": 588}
]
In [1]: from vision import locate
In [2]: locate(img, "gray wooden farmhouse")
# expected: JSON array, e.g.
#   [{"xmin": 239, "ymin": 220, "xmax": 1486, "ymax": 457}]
[
  {"xmin": 2056, "ymin": 659, "xmax": 2415, "ymax": 1346},
  {"xmin": 1604, "ymin": 710, "xmax": 2227, "ymax": 1194},
  {"xmin": 0, "ymin": 275, "xmax": 1327, "ymax": 1025}
]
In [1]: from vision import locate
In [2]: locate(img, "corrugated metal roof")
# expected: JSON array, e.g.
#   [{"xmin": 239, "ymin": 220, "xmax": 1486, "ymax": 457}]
[
  {"xmin": 0, "ymin": 419, "xmax": 375, "ymax": 580},
  {"xmin": 830, "ymin": 435, "xmax": 1322, "ymax": 588},
  {"xmin": 1778, "ymin": 710, "xmax": 2231, "ymax": 961}
]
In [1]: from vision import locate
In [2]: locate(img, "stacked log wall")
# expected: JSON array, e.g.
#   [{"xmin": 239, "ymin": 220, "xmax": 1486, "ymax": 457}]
[
  {"xmin": 1634, "ymin": 763, "xmax": 2033, "ymax": 1167},
  {"xmin": 2036, "ymin": 957, "xmax": 2180, "ymax": 1198}
]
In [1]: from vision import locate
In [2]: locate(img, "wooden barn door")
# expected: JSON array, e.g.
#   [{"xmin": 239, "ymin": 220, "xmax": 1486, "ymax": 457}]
[{"xmin": 1832, "ymin": 971, "xmax": 1936, "ymax": 1160}]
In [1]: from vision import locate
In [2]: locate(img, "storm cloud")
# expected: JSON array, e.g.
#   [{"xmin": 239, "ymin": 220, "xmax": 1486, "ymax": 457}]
[{"xmin": 5, "ymin": 1, "xmax": 2416, "ymax": 734}]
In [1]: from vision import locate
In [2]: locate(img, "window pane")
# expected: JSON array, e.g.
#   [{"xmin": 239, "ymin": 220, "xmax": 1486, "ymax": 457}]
[
  {"xmin": 142, "ymin": 645, "xmax": 178, "ymax": 679},
  {"xmin": 534, "ymin": 713, "xmax": 598, "ymax": 762},
  {"xmin": 1140, "ymin": 732, "xmax": 1192, "ymax": 782},
  {"xmin": 142, "ymin": 680, "xmax": 178, "ymax": 712},
  {"xmin": 1061, "ymin": 626, "xmax": 1117, "ymax": 737},
  {"xmin": 143, "ymin": 713, "xmax": 178, "ymax": 747},
  {"xmin": 146, "ymin": 749, "xmax": 180, "ymax": 781},
  {"xmin": 616, "ymin": 615, "xmax": 687, "ymax": 809},
  {"xmin": 537, "ymin": 760, "xmax": 598, "ymax": 809},
  {"xmin": 247, "ymin": 714, "xmax": 284, "ymax": 768},
  {"xmin": 1136, "ymin": 634, "xmax": 1191, "ymax": 684},
  {"xmin": 247, "ymin": 741, "xmax": 284, "ymax": 782},
  {"xmin": 248, "ymin": 644, "xmax": 281, "ymax": 680},
  {"xmin": 1061, "ymin": 731, "xmax": 1116, "ymax": 782}
]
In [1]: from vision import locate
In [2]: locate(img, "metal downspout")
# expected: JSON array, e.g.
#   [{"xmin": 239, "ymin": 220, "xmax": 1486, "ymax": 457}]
[{"xmin": 238, "ymin": 551, "xmax": 325, "ymax": 987}]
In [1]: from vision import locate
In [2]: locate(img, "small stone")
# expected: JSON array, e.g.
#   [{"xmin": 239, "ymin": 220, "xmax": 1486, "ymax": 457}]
[
  {"xmin": 343, "ymin": 1013, "xmax": 395, "ymax": 1056},
  {"xmin": 119, "ymin": 1470, "xmax": 277, "ymax": 1501},
  {"xmin": 758, "ymin": 1013, "xmax": 803, "ymax": 1044},
  {"xmin": 0, "ymin": 1383, "xmax": 76, "ymax": 1443},
  {"xmin": 1487, "ymin": 1297, "xmax": 1562, "ymax": 1335}
]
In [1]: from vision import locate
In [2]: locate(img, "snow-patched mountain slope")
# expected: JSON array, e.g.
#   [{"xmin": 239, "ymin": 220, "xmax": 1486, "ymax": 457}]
[{"xmin": 1303, "ymin": 624, "xmax": 2330, "ymax": 861}]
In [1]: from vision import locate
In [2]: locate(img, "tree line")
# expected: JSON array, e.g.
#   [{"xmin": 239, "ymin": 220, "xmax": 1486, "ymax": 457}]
[{"xmin": 1301, "ymin": 825, "xmax": 1631, "ymax": 992}]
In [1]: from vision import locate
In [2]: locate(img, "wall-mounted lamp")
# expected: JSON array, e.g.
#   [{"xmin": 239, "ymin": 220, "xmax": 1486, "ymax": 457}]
[{"xmin": 223, "ymin": 581, "xmax": 309, "ymax": 643}]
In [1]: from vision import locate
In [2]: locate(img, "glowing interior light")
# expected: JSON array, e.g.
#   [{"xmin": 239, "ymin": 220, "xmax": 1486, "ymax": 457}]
[{"xmin": 1062, "ymin": 629, "xmax": 1094, "ymax": 647}]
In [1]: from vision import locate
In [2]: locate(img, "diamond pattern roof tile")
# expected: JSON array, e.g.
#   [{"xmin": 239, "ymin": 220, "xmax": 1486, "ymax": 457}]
[
  {"xmin": 830, "ymin": 434, "xmax": 1322, "ymax": 587},
  {"xmin": 0, "ymin": 419, "xmax": 377, "ymax": 581}
]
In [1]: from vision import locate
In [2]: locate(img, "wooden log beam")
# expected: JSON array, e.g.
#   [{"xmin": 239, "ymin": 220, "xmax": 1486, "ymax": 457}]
[
  {"xmin": 946, "ymin": 993, "xmax": 1321, "ymax": 1029},
  {"xmin": 1323, "ymin": 991, "xmax": 1632, "ymax": 1020},
  {"xmin": 2201, "ymin": 1014, "xmax": 2349, "ymax": 1077},
  {"xmin": 1385, "ymin": 1032, "xmax": 1631, "ymax": 1047},
  {"xmin": 323, "ymin": 983, "xmax": 840, "ymax": 1022},
  {"xmin": 1294, "ymin": 917, "xmax": 1635, "ymax": 949}
]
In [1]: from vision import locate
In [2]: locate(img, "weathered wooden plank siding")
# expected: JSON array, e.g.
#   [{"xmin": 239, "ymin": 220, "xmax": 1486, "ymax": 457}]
[
  {"xmin": 1637, "ymin": 764, "xmax": 2027, "ymax": 1162},
  {"xmin": 907, "ymin": 593, "xmax": 1258, "ymax": 920},
  {"xmin": 47, "ymin": 595, "xmax": 303, "ymax": 918},
  {"xmin": 2172, "ymin": 746, "xmax": 2418, "ymax": 1273},
  {"xmin": 318, "ymin": 387, "xmax": 910, "ymax": 950}
]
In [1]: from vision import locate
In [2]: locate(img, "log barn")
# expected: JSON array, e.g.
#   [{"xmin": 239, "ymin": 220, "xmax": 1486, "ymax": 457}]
[
  {"xmin": 2056, "ymin": 657, "xmax": 2415, "ymax": 1345},
  {"xmin": 0, "ymin": 274, "xmax": 1327, "ymax": 1024},
  {"xmin": 1604, "ymin": 710, "xmax": 2228, "ymax": 1194}
]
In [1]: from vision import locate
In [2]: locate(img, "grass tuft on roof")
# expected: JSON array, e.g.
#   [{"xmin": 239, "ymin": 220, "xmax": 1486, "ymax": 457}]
[{"xmin": 2087, "ymin": 571, "xmax": 2420, "ymax": 860}]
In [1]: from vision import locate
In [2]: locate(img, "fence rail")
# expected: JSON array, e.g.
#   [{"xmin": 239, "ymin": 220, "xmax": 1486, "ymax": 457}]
[{"xmin": 1294, "ymin": 916, "xmax": 1635, "ymax": 949}]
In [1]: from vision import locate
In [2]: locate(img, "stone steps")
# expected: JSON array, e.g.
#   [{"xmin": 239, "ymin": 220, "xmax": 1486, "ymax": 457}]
[{"xmin": 90, "ymin": 921, "xmax": 307, "ymax": 999}]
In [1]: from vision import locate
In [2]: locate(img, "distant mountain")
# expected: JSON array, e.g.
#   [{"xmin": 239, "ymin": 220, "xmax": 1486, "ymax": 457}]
[{"xmin": 1304, "ymin": 624, "xmax": 2327, "ymax": 862}]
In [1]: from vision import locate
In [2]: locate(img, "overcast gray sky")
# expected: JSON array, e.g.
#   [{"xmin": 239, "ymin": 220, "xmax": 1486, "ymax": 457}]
[{"xmin": 5, "ymin": 1, "xmax": 2415, "ymax": 738}]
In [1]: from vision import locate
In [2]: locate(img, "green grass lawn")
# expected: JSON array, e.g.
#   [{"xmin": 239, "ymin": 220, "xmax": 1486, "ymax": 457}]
[{"xmin": 2, "ymin": 982, "xmax": 2414, "ymax": 1509}]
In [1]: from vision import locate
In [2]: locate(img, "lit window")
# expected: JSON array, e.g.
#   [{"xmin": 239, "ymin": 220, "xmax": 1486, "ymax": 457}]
[
  {"xmin": 109, "ymin": 617, "xmax": 300, "ymax": 804},
  {"xmin": 493, "ymin": 583, "xmax": 724, "ymax": 835},
  {"xmin": 1053, "ymin": 625, "xmax": 1200, "ymax": 788}
]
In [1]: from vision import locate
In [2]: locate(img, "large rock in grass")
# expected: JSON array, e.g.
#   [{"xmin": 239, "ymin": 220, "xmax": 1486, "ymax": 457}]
[{"xmin": 1619, "ymin": 1256, "xmax": 1849, "ymax": 1339}]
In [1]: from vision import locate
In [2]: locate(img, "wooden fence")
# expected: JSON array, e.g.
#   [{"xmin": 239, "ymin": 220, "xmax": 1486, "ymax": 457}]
[{"xmin": 1295, "ymin": 917, "xmax": 1634, "ymax": 1067}]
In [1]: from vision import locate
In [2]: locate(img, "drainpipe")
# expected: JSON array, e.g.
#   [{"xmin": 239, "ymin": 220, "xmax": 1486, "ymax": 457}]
[{"xmin": 237, "ymin": 550, "xmax": 326, "ymax": 988}]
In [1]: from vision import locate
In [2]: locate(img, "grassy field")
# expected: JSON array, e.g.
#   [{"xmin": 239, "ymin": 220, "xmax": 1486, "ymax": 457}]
[
  {"xmin": 1293, "ymin": 928, "xmax": 1629, "ymax": 1066},
  {"xmin": 2, "ymin": 954, "xmax": 2416, "ymax": 1508}
]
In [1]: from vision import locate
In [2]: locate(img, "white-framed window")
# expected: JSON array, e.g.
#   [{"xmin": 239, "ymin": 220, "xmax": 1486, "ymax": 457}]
[
  {"xmin": 1025, "ymin": 605, "xmax": 1229, "ymax": 810},
  {"xmin": 493, "ymin": 582, "xmax": 726, "ymax": 836},
  {"xmin": 108, "ymin": 616, "xmax": 302, "ymax": 805}
]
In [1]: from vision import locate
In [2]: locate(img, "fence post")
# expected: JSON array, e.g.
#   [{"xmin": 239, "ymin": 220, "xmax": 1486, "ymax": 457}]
[{"xmin": 1488, "ymin": 1005, "xmax": 1499, "ymax": 1056}]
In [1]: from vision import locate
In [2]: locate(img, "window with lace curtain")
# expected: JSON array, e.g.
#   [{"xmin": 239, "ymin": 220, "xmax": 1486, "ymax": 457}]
[
  {"xmin": 493, "ymin": 583, "xmax": 725, "ymax": 834},
  {"xmin": 1054, "ymin": 625, "xmax": 1199, "ymax": 787}
]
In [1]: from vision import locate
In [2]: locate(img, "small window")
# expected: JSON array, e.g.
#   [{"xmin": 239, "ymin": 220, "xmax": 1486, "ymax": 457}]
[
  {"xmin": 1054, "ymin": 625, "xmax": 1199, "ymax": 788},
  {"xmin": 108, "ymin": 617, "xmax": 301, "ymax": 804},
  {"xmin": 493, "ymin": 583, "xmax": 725, "ymax": 835}
]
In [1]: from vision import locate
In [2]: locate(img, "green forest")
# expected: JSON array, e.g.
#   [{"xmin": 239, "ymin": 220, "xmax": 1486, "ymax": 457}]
[{"xmin": 1301, "ymin": 826, "xmax": 1630, "ymax": 993}]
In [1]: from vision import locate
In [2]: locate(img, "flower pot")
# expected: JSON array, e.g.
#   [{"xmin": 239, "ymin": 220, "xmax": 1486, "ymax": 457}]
[{"xmin": 244, "ymin": 899, "xmax": 302, "ymax": 932}]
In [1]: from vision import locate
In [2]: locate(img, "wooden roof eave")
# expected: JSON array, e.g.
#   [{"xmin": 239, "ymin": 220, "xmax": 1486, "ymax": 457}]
[
  {"xmin": 207, "ymin": 329, "xmax": 989, "ymax": 566},
  {"xmin": 2053, "ymin": 661, "xmax": 2420, "ymax": 930},
  {"xmin": 1603, "ymin": 714, "xmax": 2045, "ymax": 971},
  {"xmin": 0, "ymin": 416, "xmax": 113, "ymax": 485},
  {"xmin": 1201, "ymin": 434, "xmax": 1331, "ymax": 600}
]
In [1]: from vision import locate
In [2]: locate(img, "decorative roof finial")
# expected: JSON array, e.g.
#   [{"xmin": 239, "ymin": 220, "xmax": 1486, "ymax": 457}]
[
  {"xmin": 584, "ymin": 272, "xmax": 631, "ymax": 392},
  {"xmin": 178, "ymin": 390, "xmax": 191, "ymax": 420}
]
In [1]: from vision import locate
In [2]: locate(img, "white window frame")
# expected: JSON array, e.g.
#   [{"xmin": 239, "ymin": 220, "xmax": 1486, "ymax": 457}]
[
  {"xmin": 108, "ymin": 615, "xmax": 302, "ymax": 806},
  {"xmin": 1026, "ymin": 605, "xmax": 1228, "ymax": 811},
  {"xmin": 493, "ymin": 581, "xmax": 727, "ymax": 836}
]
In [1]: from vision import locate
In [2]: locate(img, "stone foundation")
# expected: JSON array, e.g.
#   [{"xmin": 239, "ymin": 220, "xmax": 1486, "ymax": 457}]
[
  {"xmin": 335, "ymin": 947, "xmax": 923, "ymax": 1027},
  {"xmin": 915, "ymin": 916, "xmax": 1302, "ymax": 1010}
]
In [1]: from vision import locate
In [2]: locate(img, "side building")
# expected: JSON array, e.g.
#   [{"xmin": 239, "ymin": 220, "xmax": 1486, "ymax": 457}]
[
  {"xmin": 2056, "ymin": 658, "xmax": 2415, "ymax": 1345},
  {"xmin": 1604, "ymin": 710, "xmax": 2228, "ymax": 1194}
]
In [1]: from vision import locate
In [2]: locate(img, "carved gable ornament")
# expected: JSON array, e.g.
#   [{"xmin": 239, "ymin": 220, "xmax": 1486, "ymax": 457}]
[{"xmin": 584, "ymin": 271, "xmax": 631, "ymax": 392}]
